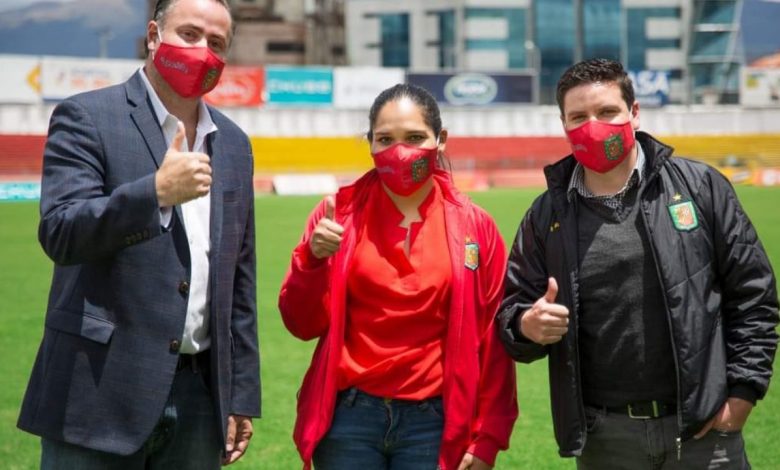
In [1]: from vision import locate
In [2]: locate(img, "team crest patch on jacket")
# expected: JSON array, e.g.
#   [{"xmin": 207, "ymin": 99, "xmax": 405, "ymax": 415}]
[
  {"xmin": 668, "ymin": 201, "xmax": 699, "ymax": 231},
  {"xmin": 464, "ymin": 242, "xmax": 479, "ymax": 271}
]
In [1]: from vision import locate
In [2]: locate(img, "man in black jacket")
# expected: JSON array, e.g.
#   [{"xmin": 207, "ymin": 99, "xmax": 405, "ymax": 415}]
[{"xmin": 498, "ymin": 58, "xmax": 778, "ymax": 469}]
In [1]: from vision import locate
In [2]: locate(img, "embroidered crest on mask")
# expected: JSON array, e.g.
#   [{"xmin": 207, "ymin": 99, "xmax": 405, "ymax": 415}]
[
  {"xmin": 603, "ymin": 134, "xmax": 624, "ymax": 160},
  {"xmin": 202, "ymin": 68, "xmax": 220, "ymax": 91},
  {"xmin": 411, "ymin": 157, "xmax": 431, "ymax": 182}
]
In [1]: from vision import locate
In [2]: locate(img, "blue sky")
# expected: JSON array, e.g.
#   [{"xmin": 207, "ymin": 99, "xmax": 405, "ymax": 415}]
[{"xmin": 0, "ymin": 0, "xmax": 778, "ymax": 61}]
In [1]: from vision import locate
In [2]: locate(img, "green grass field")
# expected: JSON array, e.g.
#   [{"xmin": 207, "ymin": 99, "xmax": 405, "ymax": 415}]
[{"xmin": 1, "ymin": 187, "xmax": 779, "ymax": 469}]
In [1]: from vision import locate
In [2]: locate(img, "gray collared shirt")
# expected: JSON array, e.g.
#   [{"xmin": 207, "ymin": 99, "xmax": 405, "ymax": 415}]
[{"xmin": 567, "ymin": 140, "xmax": 646, "ymax": 211}]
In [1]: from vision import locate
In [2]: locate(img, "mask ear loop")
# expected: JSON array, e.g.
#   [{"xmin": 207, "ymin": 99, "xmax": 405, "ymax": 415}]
[
  {"xmin": 150, "ymin": 25, "xmax": 162, "ymax": 59},
  {"xmin": 434, "ymin": 135, "xmax": 452, "ymax": 173}
]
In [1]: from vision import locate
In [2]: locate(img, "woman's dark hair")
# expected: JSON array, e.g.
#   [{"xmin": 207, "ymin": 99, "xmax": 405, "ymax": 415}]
[
  {"xmin": 556, "ymin": 58, "xmax": 635, "ymax": 115},
  {"xmin": 366, "ymin": 83, "xmax": 442, "ymax": 142}
]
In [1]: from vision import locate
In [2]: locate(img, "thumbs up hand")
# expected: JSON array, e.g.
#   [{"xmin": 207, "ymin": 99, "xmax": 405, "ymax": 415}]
[
  {"xmin": 309, "ymin": 195, "xmax": 344, "ymax": 259},
  {"xmin": 518, "ymin": 277, "xmax": 570, "ymax": 345},
  {"xmin": 155, "ymin": 121, "xmax": 212, "ymax": 207}
]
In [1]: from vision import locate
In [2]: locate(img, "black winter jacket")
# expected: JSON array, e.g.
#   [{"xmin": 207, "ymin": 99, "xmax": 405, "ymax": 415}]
[{"xmin": 498, "ymin": 132, "xmax": 778, "ymax": 457}]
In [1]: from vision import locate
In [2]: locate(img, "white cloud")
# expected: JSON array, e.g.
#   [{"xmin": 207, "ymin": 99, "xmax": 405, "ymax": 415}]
[
  {"xmin": 0, "ymin": 0, "xmax": 137, "ymax": 30},
  {"xmin": 0, "ymin": 0, "xmax": 74, "ymax": 13}
]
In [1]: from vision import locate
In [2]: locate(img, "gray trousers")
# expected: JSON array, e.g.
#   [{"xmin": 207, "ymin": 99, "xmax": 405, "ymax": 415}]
[
  {"xmin": 40, "ymin": 364, "xmax": 222, "ymax": 470},
  {"xmin": 577, "ymin": 406, "xmax": 750, "ymax": 470}
]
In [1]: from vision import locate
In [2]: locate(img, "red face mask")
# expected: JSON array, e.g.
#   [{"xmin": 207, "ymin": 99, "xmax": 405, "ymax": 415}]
[
  {"xmin": 566, "ymin": 120, "xmax": 636, "ymax": 173},
  {"xmin": 372, "ymin": 143, "xmax": 438, "ymax": 196},
  {"xmin": 153, "ymin": 42, "xmax": 225, "ymax": 98}
]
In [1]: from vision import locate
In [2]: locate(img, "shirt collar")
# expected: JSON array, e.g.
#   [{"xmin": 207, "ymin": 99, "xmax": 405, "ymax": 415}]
[
  {"xmin": 375, "ymin": 179, "xmax": 442, "ymax": 226},
  {"xmin": 139, "ymin": 66, "xmax": 218, "ymax": 139},
  {"xmin": 567, "ymin": 136, "xmax": 645, "ymax": 202}
]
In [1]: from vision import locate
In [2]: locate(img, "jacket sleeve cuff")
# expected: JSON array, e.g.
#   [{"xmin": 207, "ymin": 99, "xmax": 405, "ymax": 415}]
[
  {"xmin": 729, "ymin": 383, "xmax": 759, "ymax": 405},
  {"xmin": 467, "ymin": 436, "xmax": 501, "ymax": 467},
  {"xmin": 509, "ymin": 309, "xmax": 535, "ymax": 343},
  {"xmin": 296, "ymin": 243, "xmax": 327, "ymax": 270}
]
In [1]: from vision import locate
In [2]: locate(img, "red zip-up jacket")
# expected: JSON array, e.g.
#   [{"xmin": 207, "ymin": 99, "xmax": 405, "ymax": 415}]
[{"xmin": 279, "ymin": 170, "xmax": 518, "ymax": 469}]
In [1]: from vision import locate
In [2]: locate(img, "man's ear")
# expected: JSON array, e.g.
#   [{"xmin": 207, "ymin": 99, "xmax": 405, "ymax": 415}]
[
  {"xmin": 630, "ymin": 101, "xmax": 641, "ymax": 131},
  {"xmin": 146, "ymin": 21, "xmax": 160, "ymax": 56}
]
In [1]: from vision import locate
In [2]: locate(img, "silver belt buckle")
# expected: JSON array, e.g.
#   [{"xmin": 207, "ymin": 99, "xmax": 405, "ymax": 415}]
[{"xmin": 628, "ymin": 401, "xmax": 659, "ymax": 419}]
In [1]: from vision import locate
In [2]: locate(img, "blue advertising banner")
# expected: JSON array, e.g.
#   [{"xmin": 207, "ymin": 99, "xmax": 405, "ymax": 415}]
[
  {"xmin": 406, "ymin": 72, "xmax": 534, "ymax": 106},
  {"xmin": 265, "ymin": 67, "xmax": 333, "ymax": 106},
  {"xmin": 628, "ymin": 70, "xmax": 670, "ymax": 107},
  {"xmin": 0, "ymin": 182, "xmax": 40, "ymax": 201}
]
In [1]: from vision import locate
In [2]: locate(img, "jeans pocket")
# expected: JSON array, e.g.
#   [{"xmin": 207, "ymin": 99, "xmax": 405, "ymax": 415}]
[
  {"xmin": 420, "ymin": 398, "xmax": 445, "ymax": 420},
  {"xmin": 336, "ymin": 388, "xmax": 359, "ymax": 409},
  {"xmin": 584, "ymin": 406, "xmax": 605, "ymax": 434}
]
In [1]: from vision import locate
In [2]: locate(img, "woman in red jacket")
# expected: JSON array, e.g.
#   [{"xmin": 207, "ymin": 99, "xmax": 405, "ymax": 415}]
[{"xmin": 279, "ymin": 84, "xmax": 518, "ymax": 470}]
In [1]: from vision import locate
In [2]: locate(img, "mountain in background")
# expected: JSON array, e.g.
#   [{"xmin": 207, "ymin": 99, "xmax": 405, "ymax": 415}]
[
  {"xmin": 742, "ymin": 0, "xmax": 780, "ymax": 62},
  {"xmin": 0, "ymin": 0, "xmax": 777, "ymax": 63},
  {"xmin": 0, "ymin": 0, "xmax": 145, "ymax": 59}
]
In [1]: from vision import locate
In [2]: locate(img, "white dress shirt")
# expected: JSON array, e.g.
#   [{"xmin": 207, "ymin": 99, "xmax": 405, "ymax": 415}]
[{"xmin": 140, "ymin": 67, "xmax": 217, "ymax": 354}]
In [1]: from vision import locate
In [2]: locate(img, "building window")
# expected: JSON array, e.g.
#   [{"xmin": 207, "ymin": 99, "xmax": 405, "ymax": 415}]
[
  {"xmin": 438, "ymin": 10, "xmax": 456, "ymax": 68},
  {"xmin": 536, "ymin": 0, "xmax": 575, "ymax": 90},
  {"xmin": 267, "ymin": 42, "xmax": 305, "ymax": 53},
  {"xmin": 464, "ymin": 8, "xmax": 526, "ymax": 69},
  {"xmin": 698, "ymin": 1, "xmax": 737, "ymax": 24},
  {"xmin": 379, "ymin": 13, "xmax": 410, "ymax": 67},
  {"xmin": 626, "ymin": 7, "xmax": 680, "ymax": 70},
  {"xmin": 583, "ymin": 0, "xmax": 620, "ymax": 61},
  {"xmin": 691, "ymin": 31, "xmax": 732, "ymax": 58}
]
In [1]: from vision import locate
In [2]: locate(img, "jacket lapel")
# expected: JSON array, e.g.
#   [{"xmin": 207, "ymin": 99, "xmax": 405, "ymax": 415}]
[
  {"xmin": 126, "ymin": 70, "xmax": 189, "ymax": 233},
  {"xmin": 126, "ymin": 71, "xmax": 168, "ymax": 170},
  {"xmin": 207, "ymin": 130, "xmax": 224, "ymax": 265}
]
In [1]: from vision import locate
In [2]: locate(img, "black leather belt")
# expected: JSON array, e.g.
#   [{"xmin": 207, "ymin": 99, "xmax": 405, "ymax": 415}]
[
  {"xmin": 604, "ymin": 401, "xmax": 676, "ymax": 419},
  {"xmin": 176, "ymin": 350, "xmax": 210, "ymax": 373}
]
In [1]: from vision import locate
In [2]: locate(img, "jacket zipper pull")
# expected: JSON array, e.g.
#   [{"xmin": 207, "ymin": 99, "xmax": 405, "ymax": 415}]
[{"xmin": 676, "ymin": 437, "xmax": 682, "ymax": 461}]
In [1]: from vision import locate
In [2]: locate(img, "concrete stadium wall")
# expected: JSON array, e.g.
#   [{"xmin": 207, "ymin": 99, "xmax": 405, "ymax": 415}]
[
  {"xmin": 0, "ymin": 135, "xmax": 45, "ymax": 177},
  {"xmin": 6, "ymin": 133, "xmax": 775, "ymax": 176},
  {"xmin": 249, "ymin": 136, "xmax": 572, "ymax": 173},
  {"xmin": 662, "ymin": 134, "xmax": 780, "ymax": 166},
  {"xmin": 1, "ymin": 104, "xmax": 779, "ymax": 186},
  {"xmin": 3, "ymin": 104, "xmax": 780, "ymax": 137}
]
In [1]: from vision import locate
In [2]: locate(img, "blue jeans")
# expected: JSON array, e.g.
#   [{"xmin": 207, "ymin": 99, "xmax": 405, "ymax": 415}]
[
  {"xmin": 41, "ymin": 359, "xmax": 221, "ymax": 470},
  {"xmin": 313, "ymin": 388, "xmax": 444, "ymax": 470}
]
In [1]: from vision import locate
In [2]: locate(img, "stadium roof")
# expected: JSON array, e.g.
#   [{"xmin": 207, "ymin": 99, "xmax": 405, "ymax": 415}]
[{"xmin": 750, "ymin": 51, "xmax": 780, "ymax": 67}]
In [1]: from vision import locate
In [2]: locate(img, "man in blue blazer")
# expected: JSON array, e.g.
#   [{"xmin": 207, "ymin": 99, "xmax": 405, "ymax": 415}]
[{"xmin": 17, "ymin": 0, "xmax": 260, "ymax": 468}]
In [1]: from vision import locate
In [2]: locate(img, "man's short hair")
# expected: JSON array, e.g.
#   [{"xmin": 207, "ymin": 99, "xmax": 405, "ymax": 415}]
[
  {"xmin": 556, "ymin": 58, "xmax": 635, "ymax": 115},
  {"xmin": 145, "ymin": 0, "xmax": 235, "ymax": 57},
  {"xmin": 152, "ymin": 0, "xmax": 235, "ymax": 37}
]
